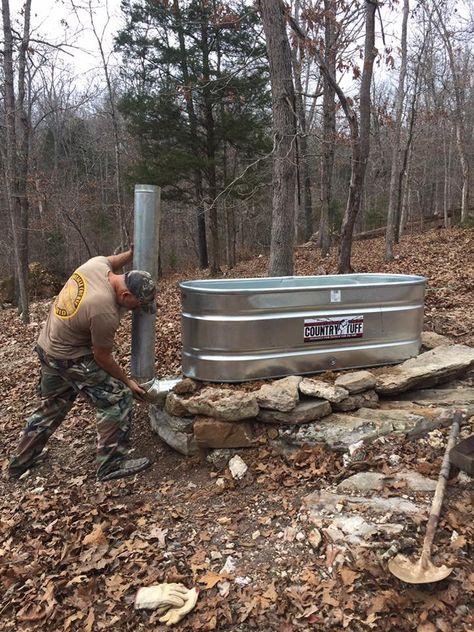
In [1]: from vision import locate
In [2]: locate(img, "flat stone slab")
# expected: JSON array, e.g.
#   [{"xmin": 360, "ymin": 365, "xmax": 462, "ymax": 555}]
[
  {"xmin": 353, "ymin": 406, "xmax": 455, "ymax": 438},
  {"xmin": 180, "ymin": 387, "xmax": 259, "ymax": 421},
  {"xmin": 193, "ymin": 417, "xmax": 260, "ymax": 449},
  {"xmin": 278, "ymin": 406, "xmax": 458, "ymax": 448},
  {"xmin": 323, "ymin": 514, "xmax": 404, "ymax": 544},
  {"xmin": 335, "ymin": 370, "xmax": 376, "ymax": 394},
  {"xmin": 376, "ymin": 345, "xmax": 474, "ymax": 395},
  {"xmin": 337, "ymin": 470, "xmax": 437, "ymax": 493},
  {"xmin": 332, "ymin": 389, "xmax": 379, "ymax": 412},
  {"xmin": 257, "ymin": 399, "xmax": 331, "ymax": 425},
  {"xmin": 279, "ymin": 413, "xmax": 393, "ymax": 448},
  {"xmin": 299, "ymin": 378, "xmax": 348, "ymax": 403},
  {"xmin": 303, "ymin": 490, "xmax": 427, "ymax": 517},
  {"xmin": 149, "ymin": 408, "xmax": 197, "ymax": 456},
  {"xmin": 394, "ymin": 387, "xmax": 474, "ymax": 406},
  {"xmin": 256, "ymin": 376, "xmax": 301, "ymax": 412}
]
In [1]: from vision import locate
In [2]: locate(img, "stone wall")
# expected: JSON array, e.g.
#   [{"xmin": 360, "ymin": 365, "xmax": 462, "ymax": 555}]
[{"xmin": 149, "ymin": 344, "xmax": 474, "ymax": 457}]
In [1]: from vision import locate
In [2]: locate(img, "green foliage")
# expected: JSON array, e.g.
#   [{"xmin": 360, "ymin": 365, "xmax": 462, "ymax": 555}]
[{"xmin": 116, "ymin": 0, "xmax": 272, "ymax": 200}]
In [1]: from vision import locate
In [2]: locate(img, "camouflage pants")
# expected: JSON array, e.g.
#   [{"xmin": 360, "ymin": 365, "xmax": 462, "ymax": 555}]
[{"xmin": 9, "ymin": 348, "xmax": 133, "ymax": 479}]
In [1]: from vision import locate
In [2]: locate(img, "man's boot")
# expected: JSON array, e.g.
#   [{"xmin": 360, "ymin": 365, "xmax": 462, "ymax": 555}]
[{"xmin": 97, "ymin": 457, "xmax": 150, "ymax": 482}]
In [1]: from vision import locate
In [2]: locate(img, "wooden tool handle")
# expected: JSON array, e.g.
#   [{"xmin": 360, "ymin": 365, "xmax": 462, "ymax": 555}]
[{"xmin": 420, "ymin": 411, "xmax": 463, "ymax": 566}]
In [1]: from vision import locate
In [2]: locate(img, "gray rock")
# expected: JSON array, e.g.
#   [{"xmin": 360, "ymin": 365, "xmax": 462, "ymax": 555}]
[
  {"xmin": 256, "ymin": 376, "xmax": 302, "ymax": 412},
  {"xmin": 257, "ymin": 399, "xmax": 331, "ymax": 424},
  {"xmin": 337, "ymin": 472, "xmax": 387, "ymax": 492},
  {"xmin": 165, "ymin": 392, "xmax": 193, "ymax": 417},
  {"xmin": 333, "ymin": 389, "xmax": 379, "ymax": 412},
  {"xmin": 173, "ymin": 378, "xmax": 199, "ymax": 395},
  {"xmin": 354, "ymin": 406, "xmax": 456, "ymax": 438},
  {"xmin": 395, "ymin": 387, "xmax": 474, "ymax": 406},
  {"xmin": 335, "ymin": 370, "xmax": 376, "ymax": 394},
  {"xmin": 376, "ymin": 344, "xmax": 474, "ymax": 395},
  {"xmin": 324, "ymin": 514, "xmax": 404, "ymax": 544},
  {"xmin": 182, "ymin": 387, "xmax": 259, "ymax": 421},
  {"xmin": 193, "ymin": 417, "xmax": 259, "ymax": 449},
  {"xmin": 303, "ymin": 489, "xmax": 427, "ymax": 516},
  {"xmin": 279, "ymin": 406, "xmax": 459, "ymax": 449},
  {"xmin": 280, "ymin": 412, "xmax": 392, "ymax": 448},
  {"xmin": 149, "ymin": 407, "xmax": 197, "ymax": 456},
  {"xmin": 421, "ymin": 331, "xmax": 450, "ymax": 350},
  {"xmin": 337, "ymin": 470, "xmax": 437, "ymax": 493},
  {"xmin": 299, "ymin": 378, "xmax": 348, "ymax": 403},
  {"xmin": 206, "ymin": 448, "xmax": 238, "ymax": 470}
]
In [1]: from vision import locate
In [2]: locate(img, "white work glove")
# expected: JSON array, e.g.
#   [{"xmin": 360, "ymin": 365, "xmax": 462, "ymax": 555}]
[
  {"xmin": 159, "ymin": 587, "xmax": 199, "ymax": 626},
  {"xmin": 134, "ymin": 583, "xmax": 189, "ymax": 611}
]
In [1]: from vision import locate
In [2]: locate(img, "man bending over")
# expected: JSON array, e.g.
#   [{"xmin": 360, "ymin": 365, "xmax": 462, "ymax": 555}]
[{"xmin": 9, "ymin": 247, "xmax": 156, "ymax": 482}]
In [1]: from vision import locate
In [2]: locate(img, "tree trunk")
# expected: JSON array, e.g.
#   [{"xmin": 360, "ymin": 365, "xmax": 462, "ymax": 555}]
[
  {"xmin": 201, "ymin": 6, "xmax": 220, "ymax": 275},
  {"xmin": 433, "ymin": 3, "xmax": 470, "ymax": 223},
  {"xmin": 384, "ymin": 0, "xmax": 409, "ymax": 261},
  {"xmin": 86, "ymin": 0, "xmax": 128, "ymax": 249},
  {"xmin": 319, "ymin": 0, "xmax": 337, "ymax": 256},
  {"xmin": 291, "ymin": 0, "xmax": 312, "ymax": 243},
  {"xmin": 259, "ymin": 0, "xmax": 297, "ymax": 276},
  {"xmin": 338, "ymin": 0, "xmax": 377, "ymax": 274},
  {"xmin": 173, "ymin": 0, "xmax": 208, "ymax": 269},
  {"xmin": 2, "ymin": 0, "xmax": 31, "ymax": 322}
]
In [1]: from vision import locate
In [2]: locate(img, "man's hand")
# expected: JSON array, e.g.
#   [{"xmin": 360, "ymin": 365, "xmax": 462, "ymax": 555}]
[
  {"xmin": 93, "ymin": 346, "xmax": 144, "ymax": 398},
  {"xmin": 127, "ymin": 378, "xmax": 147, "ymax": 401},
  {"xmin": 107, "ymin": 247, "xmax": 133, "ymax": 272}
]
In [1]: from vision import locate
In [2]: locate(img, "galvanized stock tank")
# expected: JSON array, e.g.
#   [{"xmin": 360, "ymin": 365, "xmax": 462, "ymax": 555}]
[{"xmin": 180, "ymin": 274, "xmax": 426, "ymax": 382}]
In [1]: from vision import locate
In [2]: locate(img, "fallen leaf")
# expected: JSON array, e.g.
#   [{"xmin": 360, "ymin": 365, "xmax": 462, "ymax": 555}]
[
  {"xmin": 85, "ymin": 608, "xmax": 95, "ymax": 632},
  {"xmin": 340, "ymin": 566, "xmax": 359, "ymax": 586},
  {"xmin": 450, "ymin": 534, "xmax": 466, "ymax": 549},
  {"xmin": 82, "ymin": 524, "xmax": 108, "ymax": 547},
  {"xmin": 198, "ymin": 571, "xmax": 229, "ymax": 590}
]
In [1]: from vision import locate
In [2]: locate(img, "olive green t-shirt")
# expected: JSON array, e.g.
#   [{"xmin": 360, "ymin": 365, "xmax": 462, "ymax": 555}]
[{"xmin": 38, "ymin": 256, "xmax": 124, "ymax": 359}]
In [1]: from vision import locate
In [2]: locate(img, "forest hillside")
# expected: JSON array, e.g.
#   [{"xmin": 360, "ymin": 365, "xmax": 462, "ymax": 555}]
[{"xmin": 1, "ymin": 228, "xmax": 473, "ymax": 631}]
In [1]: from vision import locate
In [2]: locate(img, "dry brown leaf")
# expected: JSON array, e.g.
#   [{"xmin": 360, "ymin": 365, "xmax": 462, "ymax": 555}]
[
  {"xmin": 82, "ymin": 524, "xmax": 108, "ymax": 546},
  {"xmin": 63, "ymin": 611, "xmax": 85, "ymax": 630},
  {"xmin": 339, "ymin": 566, "xmax": 359, "ymax": 586},
  {"xmin": 322, "ymin": 588, "xmax": 338, "ymax": 607},
  {"xmin": 16, "ymin": 603, "xmax": 53, "ymax": 622},
  {"xmin": 190, "ymin": 549, "xmax": 209, "ymax": 573},
  {"xmin": 299, "ymin": 568, "xmax": 320, "ymax": 587},
  {"xmin": 450, "ymin": 534, "xmax": 467, "ymax": 549},
  {"xmin": 198, "ymin": 570, "xmax": 229, "ymax": 589},
  {"xmin": 262, "ymin": 582, "xmax": 278, "ymax": 603},
  {"xmin": 84, "ymin": 608, "xmax": 95, "ymax": 632}
]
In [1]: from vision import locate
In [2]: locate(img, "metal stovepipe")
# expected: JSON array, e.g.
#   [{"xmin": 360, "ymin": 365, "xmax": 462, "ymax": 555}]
[{"xmin": 131, "ymin": 184, "xmax": 161, "ymax": 382}]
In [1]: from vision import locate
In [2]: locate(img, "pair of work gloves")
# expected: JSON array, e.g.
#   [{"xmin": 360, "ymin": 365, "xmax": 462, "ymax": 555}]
[{"xmin": 135, "ymin": 582, "xmax": 198, "ymax": 626}]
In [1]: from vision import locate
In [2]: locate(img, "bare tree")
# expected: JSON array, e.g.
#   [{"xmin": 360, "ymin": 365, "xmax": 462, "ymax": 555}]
[
  {"xmin": 70, "ymin": 0, "xmax": 129, "ymax": 249},
  {"xmin": 291, "ymin": 0, "xmax": 314, "ymax": 243},
  {"xmin": 385, "ymin": 0, "xmax": 409, "ymax": 261},
  {"xmin": 259, "ymin": 0, "xmax": 297, "ymax": 276},
  {"xmin": 290, "ymin": 0, "xmax": 378, "ymax": 273},
  {"xmin": 337, "ymin": 0, "xmax": 377, "ymax": 273},
  {"xmin": 319, "ymin": 0, "xmax": 337, "ymax": 256},
  {"xmin": 431, "ymin": 2, "xmax": 470, "ymax": 224},
  {"xmin": 1, "ymin": 0, "xmax": 32, "ymax": 322}
]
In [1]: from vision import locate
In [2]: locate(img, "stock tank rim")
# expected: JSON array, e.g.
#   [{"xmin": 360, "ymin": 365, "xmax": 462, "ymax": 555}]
[{"xmin": 180, "ymin": 273, "xmax": 426, "ymax": 293}]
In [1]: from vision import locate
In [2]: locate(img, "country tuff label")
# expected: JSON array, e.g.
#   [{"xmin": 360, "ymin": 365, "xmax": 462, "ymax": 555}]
[{"xmin": 303, "ymin": 315, "xmax": 364, "ymax": 342}]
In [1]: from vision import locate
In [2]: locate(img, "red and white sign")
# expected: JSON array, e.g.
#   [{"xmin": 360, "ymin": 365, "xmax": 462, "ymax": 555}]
[{"xmin": 304, "ymin": 315, "xmax": 364, "ymax": 342}]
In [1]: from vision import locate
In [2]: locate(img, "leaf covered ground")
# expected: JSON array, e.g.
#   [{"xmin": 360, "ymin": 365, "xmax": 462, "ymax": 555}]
[{"xmin": 1, "ymin": 228, "xmax": 473, "ymax": 631}]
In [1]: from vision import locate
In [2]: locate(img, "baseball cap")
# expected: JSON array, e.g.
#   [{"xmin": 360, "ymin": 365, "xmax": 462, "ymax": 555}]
[{"xmin": 124, "ymin": 270, "xmax": 157, "ymax": 313}]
